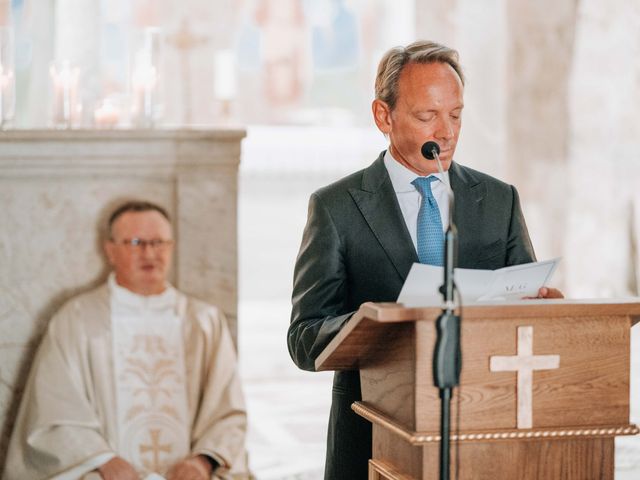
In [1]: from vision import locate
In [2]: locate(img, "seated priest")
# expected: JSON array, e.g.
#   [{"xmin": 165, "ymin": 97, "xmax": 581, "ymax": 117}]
[{"xmin": 4, "ymin": 200, "xmax": 247, "ymax": 480}]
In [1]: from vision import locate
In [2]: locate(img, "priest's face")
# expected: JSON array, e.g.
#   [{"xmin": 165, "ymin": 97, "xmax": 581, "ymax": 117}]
[
  {"xmin": 104, "ymin": 210, "xmax": 174, "ymax": 296},
  {"xmin": 372, "ymin": 61, "xmax": 464, "ymax": 175}
]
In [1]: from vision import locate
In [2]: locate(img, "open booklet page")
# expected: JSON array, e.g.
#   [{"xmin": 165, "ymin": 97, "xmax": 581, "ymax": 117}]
[{"xmin": 397, "ymin": 258, "xmax": 560, "ymax": 307}]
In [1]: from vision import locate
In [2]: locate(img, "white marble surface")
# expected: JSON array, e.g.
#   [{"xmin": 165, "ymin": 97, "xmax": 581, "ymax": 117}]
[{"xmin": 0, "ymin": 128, "xmax": 244, "ymax": 470}]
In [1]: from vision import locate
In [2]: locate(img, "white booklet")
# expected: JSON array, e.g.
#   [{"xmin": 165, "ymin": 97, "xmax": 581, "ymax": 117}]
[{"xmin": 397, "ymin": 258, "xmax": 560, "ymax": 307}]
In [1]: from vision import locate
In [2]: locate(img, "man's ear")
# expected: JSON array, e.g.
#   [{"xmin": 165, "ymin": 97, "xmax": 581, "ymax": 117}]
[
  {"xmin": 103, "ymin": 241, "xmax": 115, "ymax": 266},
  {"xmin": 372, "ymin": 99, "xmax": 392, "ymax": 134}
]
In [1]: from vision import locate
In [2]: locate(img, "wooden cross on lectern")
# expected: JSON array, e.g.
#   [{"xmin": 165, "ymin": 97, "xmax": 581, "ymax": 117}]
[
  {"xmin": 490, "ymin": 325, "xmax": 560, "ymax": 429},
  {"xmin": 167, "ymin": 19, "xmax": 208, "ymax": 125}
]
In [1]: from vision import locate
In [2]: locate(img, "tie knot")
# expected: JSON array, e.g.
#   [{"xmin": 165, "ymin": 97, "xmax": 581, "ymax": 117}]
[{"xmin": 411, "ymin": 176, "xmax": 438, "ymax": 198}]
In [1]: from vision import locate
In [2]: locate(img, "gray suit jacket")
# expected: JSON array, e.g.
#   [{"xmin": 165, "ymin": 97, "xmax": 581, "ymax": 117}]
[{"xmin": 288, "ymin": 152, "xmax": 535, "ymax": 479}]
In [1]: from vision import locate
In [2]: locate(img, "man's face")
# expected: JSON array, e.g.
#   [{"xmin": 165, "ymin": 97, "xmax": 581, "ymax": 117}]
[
  {"xmin": 104, "ymin": 210, "xmax": 174, "ymax": 296},
  {"xmin": 373, "ymin": 62, "xmax": 464, "ymax": 175}
]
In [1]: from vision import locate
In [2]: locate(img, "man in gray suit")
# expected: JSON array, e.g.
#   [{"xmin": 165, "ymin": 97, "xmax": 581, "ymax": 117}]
[{"xmin": 288, "ymin": 40, "xmax": 561, "ymax": 479}]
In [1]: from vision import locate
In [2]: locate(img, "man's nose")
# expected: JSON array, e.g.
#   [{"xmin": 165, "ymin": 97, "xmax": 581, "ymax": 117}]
[
  {"xmin": 434, "ymin": 116, "xmax": 454, "ymax": 140},
  {"xmin": 138, "ymin": 243, "xmax": 156, "ymax": 256}
]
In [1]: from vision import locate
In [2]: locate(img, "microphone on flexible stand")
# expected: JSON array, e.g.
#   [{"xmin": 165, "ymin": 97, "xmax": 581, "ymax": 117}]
[
  {"xmin": 421, "ymin": 140, "xmax": 457, "ymax": 307},
  {"xmin": 421, "ymin": 140, "xmax": 461, "ymax": 480}
]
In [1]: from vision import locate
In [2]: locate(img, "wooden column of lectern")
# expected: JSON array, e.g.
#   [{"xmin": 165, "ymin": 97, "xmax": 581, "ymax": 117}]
[{"xmin": 315, "ymin": 300, "xmax": 640, "ymax": 480}]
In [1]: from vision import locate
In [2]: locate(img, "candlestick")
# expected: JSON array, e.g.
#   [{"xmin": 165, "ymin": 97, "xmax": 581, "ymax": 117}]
[
  {"xmin": 50, "ymin": 61, "xmax": 81, "ymax": 128},
  {"xmin": 131, "ymin": 63, "xmax": 157, "ymax": 126},
  {"xmin": 0, "ymin": 27, "xmax": 15, "ymax": 128},
  {"xmin": 214, "ymin": 50, "xmax": 237, "ymax": 101},
  {"xmin": 130, "ymin": 27, "xmax": 162, "ymax": 128}
]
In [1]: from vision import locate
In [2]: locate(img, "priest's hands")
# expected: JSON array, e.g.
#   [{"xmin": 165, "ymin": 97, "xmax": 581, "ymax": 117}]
[
  {"xmin": 95, "ymin": 454, "xmax": 216, "ymax": 480},
  {"xmin": 97, "ymin": 457, "xmax": 139, "ymax": 480},
  {"xmin": 166, "ymin": 455, "xmax": 214, "ymax": 480}
]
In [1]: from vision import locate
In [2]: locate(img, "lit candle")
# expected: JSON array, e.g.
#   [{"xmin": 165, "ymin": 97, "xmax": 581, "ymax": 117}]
[
  {"xmin": 0, "ymin": 26, "xmax": 15, "ymax": 128},
  {"xmin": 131, "ymin": 63, "xmax": 157, "ymax": 126},
  {"xmin": 50, "ymin": 61, "xmax": 80, "ymax": 128},
  {"xmin": 0, "ymin": 62, "xmax": 14, "ymax": 127},
  {"xmin": 214, "ymin": 50, "xmax": 237, "ymax": 101},
  {"xmin": 214, "ymin": 50, "xmax": 237, "ymax": 121},
  {"xmin": 130, "ymin": 27, "xmax": 161, "ymax": 128},
  {"xmin": 94, "ymin": 99, "xmax": 120, "ymax": 128}
]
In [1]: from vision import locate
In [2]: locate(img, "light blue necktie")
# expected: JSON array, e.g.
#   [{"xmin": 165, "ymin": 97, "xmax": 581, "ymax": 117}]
[{"xmin": 411, "ymin": 176, "xmax": 444, "ymax": 266}]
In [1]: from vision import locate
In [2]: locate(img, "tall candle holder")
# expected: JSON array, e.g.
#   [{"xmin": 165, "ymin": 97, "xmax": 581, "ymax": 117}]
[
  {"xmin": 214, "ymin": 50, "xmax": 237, "ymax": 123},
  {"xmin": 131, "ymin": 28, "xmax": 162, "ymax": 128},
  {"xmin": 50, "ymin": 61, "xmax": 81, "ymax": 128},
  {"xmin": 0, "ymin": 27, "xmax": 15, "ymax": 129}
]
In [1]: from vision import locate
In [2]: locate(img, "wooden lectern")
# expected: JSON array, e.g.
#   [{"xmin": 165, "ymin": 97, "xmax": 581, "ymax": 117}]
[{"xmin": 315, "ymin": 300, "xmax": 640, "ymax": 480}]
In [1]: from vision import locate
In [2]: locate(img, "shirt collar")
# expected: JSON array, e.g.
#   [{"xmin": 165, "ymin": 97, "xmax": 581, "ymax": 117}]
[
  {"xmin": 383, "ymin": 149, "xmax": 449, "ymax": 193},
  {"xmin": 108, "ymin": 273, "xmax": 177, "ymax": 310}
]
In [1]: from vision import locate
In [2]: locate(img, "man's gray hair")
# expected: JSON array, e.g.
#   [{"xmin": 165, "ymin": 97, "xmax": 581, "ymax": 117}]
[{"xmin": 375, "ymin": 40, "xmax": 465, "ymax": 110}]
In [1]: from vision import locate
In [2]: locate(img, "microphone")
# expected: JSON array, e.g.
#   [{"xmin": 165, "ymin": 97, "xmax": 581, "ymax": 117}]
[{"xmin": 421, "ymin": 141, "xmax": 440, "ymax": 160}]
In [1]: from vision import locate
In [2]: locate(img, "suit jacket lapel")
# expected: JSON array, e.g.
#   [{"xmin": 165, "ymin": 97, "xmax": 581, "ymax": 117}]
[
  {"xmin": 348, "ymin": 153, "xmax": 418, "ymax": 281},
  {"xmin": 449, "ymin": 161, "xmax": 487, "ymax": 265}
]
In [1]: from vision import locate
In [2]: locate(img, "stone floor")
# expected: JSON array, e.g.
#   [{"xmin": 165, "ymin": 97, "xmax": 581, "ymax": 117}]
[{"xmin": 239, "ymin": 300, "xmax": 332, "ymax": 480}]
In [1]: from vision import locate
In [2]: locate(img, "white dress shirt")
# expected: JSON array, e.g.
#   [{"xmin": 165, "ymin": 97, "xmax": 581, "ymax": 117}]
[{"xmin": 383, "ymin": 149, "xmax": 450, "ymax": 252}]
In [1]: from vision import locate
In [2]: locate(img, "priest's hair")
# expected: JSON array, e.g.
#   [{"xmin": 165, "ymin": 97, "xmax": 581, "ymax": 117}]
[{"xmin": 107, "ymin": 200, "xmax": 171, "ymax": 238}]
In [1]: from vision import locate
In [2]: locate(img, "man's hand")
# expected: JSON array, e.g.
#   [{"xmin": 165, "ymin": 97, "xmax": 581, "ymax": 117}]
[
  {"xmin": 536, "ymin": 287, "xmax": 564, "ymax": 299},
  {"xmin": 523, "ymin": 287, "xmax": 564, "ymax": 300},
  {"xmin": 166, "ymin": 455, "xmax": 214, "ymax": 480},
  {"xmin": 97, "ymin": 457, "xmax": 139, "ymax": 480}
]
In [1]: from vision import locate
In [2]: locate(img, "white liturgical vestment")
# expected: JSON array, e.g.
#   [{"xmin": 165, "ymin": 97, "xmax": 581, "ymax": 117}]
[
  {"xmin": 3, "ymin": 276, "xmax": 247, "ymax": 480},
  {"xmin": 109, "ymin": 277, "xmax": 190, "ymax": 475}
]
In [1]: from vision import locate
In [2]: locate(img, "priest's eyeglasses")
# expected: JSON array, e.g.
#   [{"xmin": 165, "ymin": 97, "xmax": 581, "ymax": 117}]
[{"xmin": 111, "ymin": 238, "xmax": 174, "ymax": 250}]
